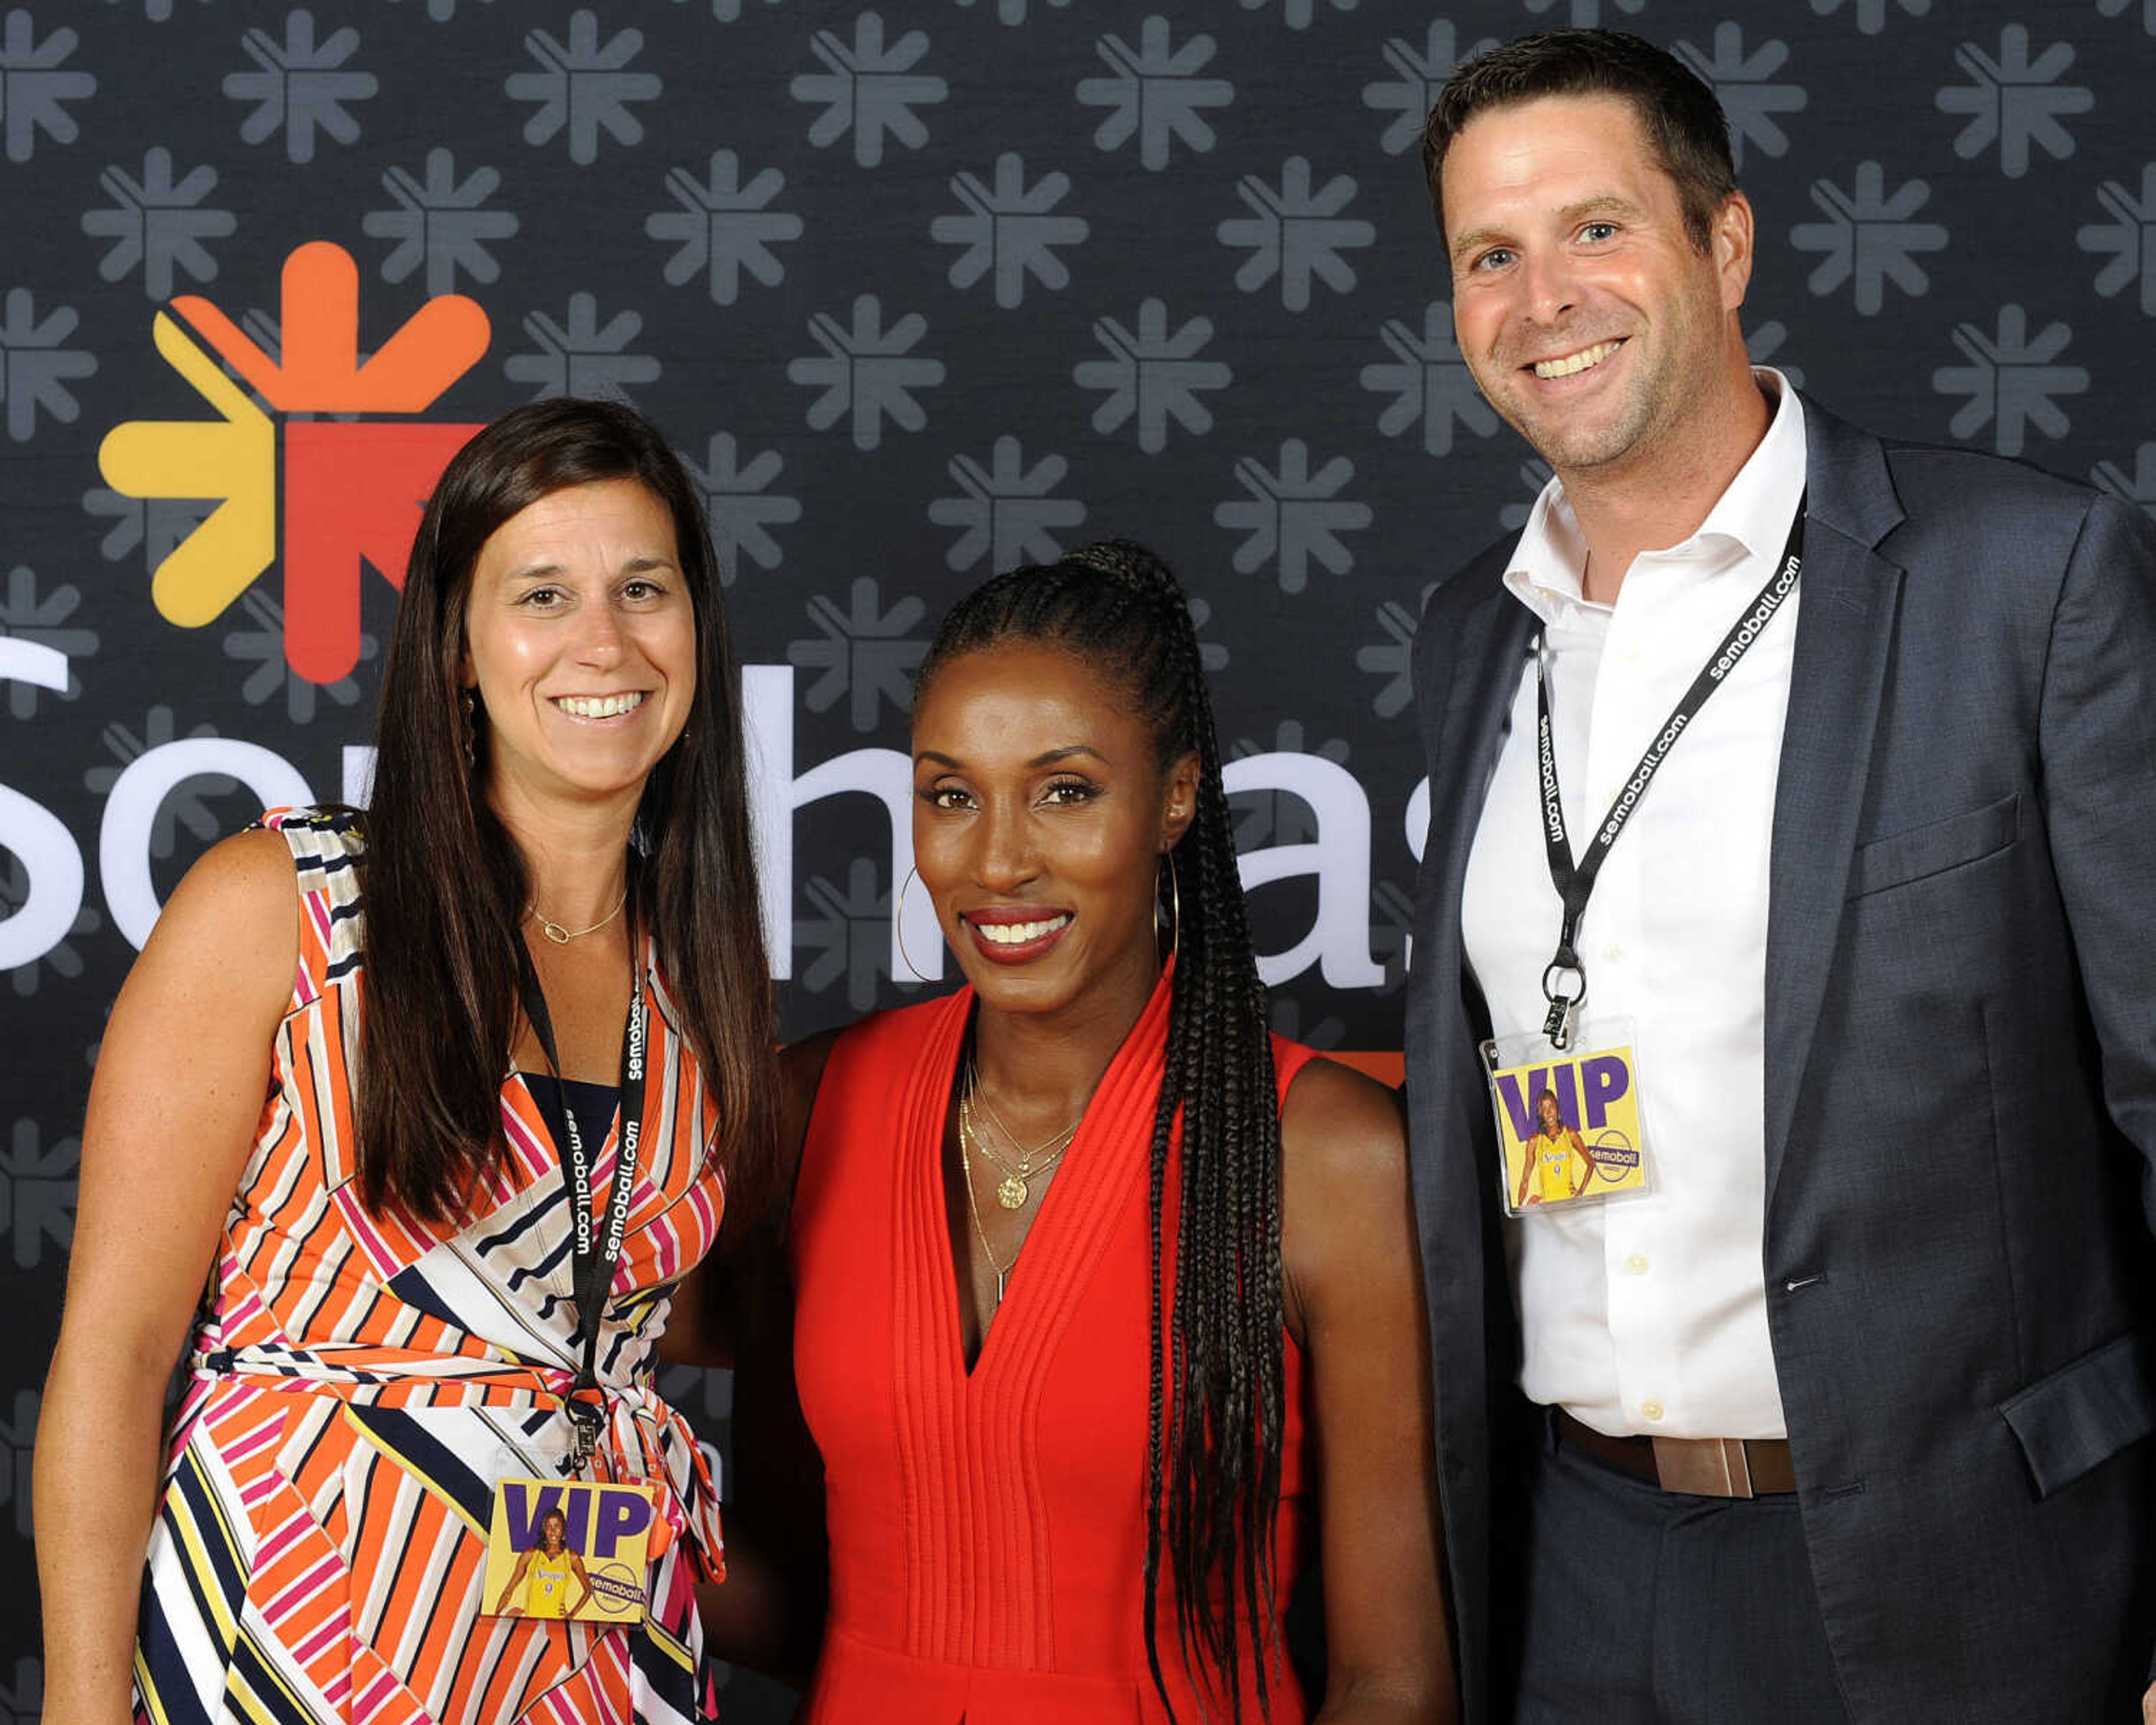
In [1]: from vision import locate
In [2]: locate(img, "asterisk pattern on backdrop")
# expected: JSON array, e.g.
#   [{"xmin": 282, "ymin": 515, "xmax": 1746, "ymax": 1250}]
[{"xmin": 4, "ymin": 6, "xmax": 2154, "ymax": 1713}]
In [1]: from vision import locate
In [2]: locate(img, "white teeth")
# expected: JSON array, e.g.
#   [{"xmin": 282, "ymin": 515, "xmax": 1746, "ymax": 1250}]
[
  {"xmin": 1533, "ymin": 340, "xmax": 1620, "ymax": 380},
  {"xmin": 974, "ymin": 915, "xmax": 1071, "ymax": 945},
  {"xmin": 555, "ymin": 692, "xmax": 647, "ymax": 719}
]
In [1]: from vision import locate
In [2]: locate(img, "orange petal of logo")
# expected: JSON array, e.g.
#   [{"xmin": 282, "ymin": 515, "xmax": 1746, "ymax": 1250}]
[{"xmin": 172, "ymin": 240, "xmax": 489, "ymax": 413}]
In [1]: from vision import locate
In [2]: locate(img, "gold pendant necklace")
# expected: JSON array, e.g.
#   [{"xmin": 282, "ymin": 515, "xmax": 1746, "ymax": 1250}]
[
  {"xmin": 972, "ymin": 1085, "xmax": 1082, "ymax": 1173},
  {"xmin": 958, "ymin": 1111, "xmax": 1012, "ymax": 1309},
  {"xmin": 958, "ymin": 1094, "xmax": 1076, "ymax": 1209},
  {"xmin": 963, "ymin": 1070, "xmax": 1082, "ymax": 1209},
  {"xmin": 530, "ymin": 887, "xmax": 628, "ymax": 945},
  {"xmin": 953, "ymin": 1048, "xmax": 1093, "ymax": 1329}
]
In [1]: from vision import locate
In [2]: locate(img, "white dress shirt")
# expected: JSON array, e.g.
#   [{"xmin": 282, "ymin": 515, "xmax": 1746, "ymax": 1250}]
[{"xmin": 1460, "ymin": 371, "xmax": 1807, "ymax": 1440}]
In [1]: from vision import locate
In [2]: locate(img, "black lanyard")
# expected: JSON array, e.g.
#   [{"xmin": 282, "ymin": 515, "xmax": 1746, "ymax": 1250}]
[
  {"xmin": 514, "ymin": 895, "xmax": 648, "ymax": 1470},
  {"xmin": 1534, "ymin": 502, "xmax": 1806, "ymax": 1051}
]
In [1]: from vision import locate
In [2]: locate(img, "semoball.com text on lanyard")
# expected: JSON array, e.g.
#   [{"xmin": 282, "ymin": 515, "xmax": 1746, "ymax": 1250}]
[
  {"xmin": 511, "ymin": 912, "xmax": 649, "ymax": 1471},
  {"xmin": 1482, "ymin": 501, "xmax": 1805, "ymax": 1220}
]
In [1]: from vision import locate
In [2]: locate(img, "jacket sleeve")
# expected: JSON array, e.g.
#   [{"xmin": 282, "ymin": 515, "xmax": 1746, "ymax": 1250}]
[
  {"xmin": 2033, "ymin": 493, "xmax": 2156, "ymax": 1224},
  {"xmin": 2029, "ymin": 494, "xmax": 2156, "ymax": 1687}
]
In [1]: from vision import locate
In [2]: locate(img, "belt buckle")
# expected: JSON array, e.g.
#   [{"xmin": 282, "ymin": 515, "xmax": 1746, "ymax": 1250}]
[{"xmin": 1651, "ymin": 1435, "xmax": 1755, "ymax": 1499}]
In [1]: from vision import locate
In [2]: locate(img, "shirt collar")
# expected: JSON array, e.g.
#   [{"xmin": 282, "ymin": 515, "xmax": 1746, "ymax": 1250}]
[{"xmin": 1504, "ymin": 368, "xmax": 1807, "ymax": 625}]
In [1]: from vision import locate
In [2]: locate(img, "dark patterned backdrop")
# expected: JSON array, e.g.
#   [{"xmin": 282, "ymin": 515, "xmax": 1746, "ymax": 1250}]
[{"xmin": 4, "ymin": 0, "xmax": 2152, "ymax": 1713}]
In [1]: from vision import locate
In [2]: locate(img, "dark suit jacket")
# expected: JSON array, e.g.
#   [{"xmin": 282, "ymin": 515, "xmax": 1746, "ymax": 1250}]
[{"xmin": 1405, "ymin": 396, "xmax": 2156, "ymax": 1724}]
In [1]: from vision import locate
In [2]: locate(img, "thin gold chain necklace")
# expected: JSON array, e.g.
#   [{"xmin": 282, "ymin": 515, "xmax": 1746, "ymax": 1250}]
[
  {"xmin": 970, "ymin": 1082, "xmax": 1082, "ymax": 1170},
  {"xmin": 958, "ymin": 1110, "xmax": 1015, "ymax": 1313},
  {"xmin": 961, "ymin": 1056, "xmax": 1084, "ymax": 1208},
  {"xmin": 960, "ymin": 1094, "xmax": 1076, "ymax": 1210},
  {"xmin": 528, "ymin": 887, "xmax": 627, "ymax": 945}
]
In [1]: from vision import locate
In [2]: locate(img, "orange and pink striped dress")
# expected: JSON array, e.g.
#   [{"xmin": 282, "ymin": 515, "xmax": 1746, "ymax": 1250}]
[{"xmin": 135, "ymin": 809, "xmax": 728, "ymax": 1725}]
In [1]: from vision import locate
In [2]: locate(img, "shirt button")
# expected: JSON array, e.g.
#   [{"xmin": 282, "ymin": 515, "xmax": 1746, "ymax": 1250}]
[
  {"xmin": 1619, "ymin": 644, "xmax": 1641, "ymax": 664},
  {"xmin": 1642, "ymin": 1399, "xmax": 1666, "ymax": 1422},
  {"xmin": 1603, "ymin": 943, "xmax": 1625, "ymax": 964},
  {"xmin": 1625, "ymin": 1253, "xmax": 1650, "ymax": 1275}
]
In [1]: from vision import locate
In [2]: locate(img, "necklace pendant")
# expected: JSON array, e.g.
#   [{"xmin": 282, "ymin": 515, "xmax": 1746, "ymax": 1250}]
[
  {"xmin": 995, "ymin": 1174, "xmax": 1029, "ymax": 1210},
  {"xmin": 539, "ymin": 919, "xmax": 572, "ymax": 945}
]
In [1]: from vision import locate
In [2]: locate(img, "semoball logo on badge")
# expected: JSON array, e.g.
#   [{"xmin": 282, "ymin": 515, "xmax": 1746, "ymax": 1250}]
[
  {"xmin": 1589, "ymin": 1128, "xmax": 1641, "ymax": 1172},
  {"xmin": 588, "ymin": 1561, "xmax": 645, "ymax": 1614},
  {"xmin": 98, "ymin": 240, "xmax": 489, "ymax": 684}
]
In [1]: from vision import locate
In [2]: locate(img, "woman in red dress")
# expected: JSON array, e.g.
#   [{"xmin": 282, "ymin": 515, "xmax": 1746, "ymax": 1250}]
[{"xmin": 718, "ymin": 541, "xmax": 1454, "ymax": 1722}]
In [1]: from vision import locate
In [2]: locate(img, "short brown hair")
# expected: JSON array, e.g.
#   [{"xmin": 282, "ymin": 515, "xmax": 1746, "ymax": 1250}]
[{"xmin": 1422, "ymin": 29, "xmax": 1737, "ymax": 254}]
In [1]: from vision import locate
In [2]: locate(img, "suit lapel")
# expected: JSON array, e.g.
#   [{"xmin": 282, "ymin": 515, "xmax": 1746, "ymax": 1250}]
[
  {"xmin": 1404, "ymin": 563, "xmax": 1532, "ymax": 1725},
  {"xmin": 1407, "ymin": 567, "xmax": 1528, "ymax": 1135},
  {"xmin": 1435, "ymin": 582, "xmax": 1536, "ymax": 903},
  {"xmin": 1762, "ymin": 402, "xmax": 1907, "ymax": 1203}
]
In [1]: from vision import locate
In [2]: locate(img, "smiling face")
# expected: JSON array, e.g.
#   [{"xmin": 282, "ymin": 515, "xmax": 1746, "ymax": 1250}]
[
  {"xmin": 1442, "ymin": 93, "xmax": 1753, "ymax": 486},
  {"xmin": 911, "ymin": 642, "xmax": 1196, "ymax": 1023},
  {"xmin": 540, "ymin": 1510, "xmax": 567, "ymax": 1554},
  {"xmin": 459, "ymin": 477, "xmax": 696, "ymax": 817},
  {"xmin": 1537, "ymin": 1090, "xmax": 1561, "ymax": 1134}
]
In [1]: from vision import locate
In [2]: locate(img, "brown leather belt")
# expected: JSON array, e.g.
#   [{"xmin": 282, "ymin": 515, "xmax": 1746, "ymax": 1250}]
[{"xmin": 1556, "ymin": 1409, "xmax": 1796, "ymax": 1498}]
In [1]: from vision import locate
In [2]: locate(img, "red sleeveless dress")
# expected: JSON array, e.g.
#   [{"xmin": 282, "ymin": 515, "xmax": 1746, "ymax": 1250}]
[{"xmin": 788, "ymin": 975, "xmax": 1319, "ymax": 1724}]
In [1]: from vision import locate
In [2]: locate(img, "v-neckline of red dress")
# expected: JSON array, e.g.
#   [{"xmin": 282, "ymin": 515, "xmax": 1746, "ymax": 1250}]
[{"xmin": 915, "ymin": 969, "xmax": 1176, "ymax": 1388}]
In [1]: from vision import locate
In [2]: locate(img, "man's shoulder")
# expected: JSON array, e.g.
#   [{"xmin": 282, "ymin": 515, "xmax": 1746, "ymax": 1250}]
[
  {"xmin": 1419, "ymin": 532, "xmax": 1518, "ymax": 631},
  {"xmin": 1876, "ymin": 439, "xmax": 2100, "ymax": 523},
  {"xmin": 1807, "ymin": 396, "xmax": 2109, "ymax": 544},
  {"xmin": 1410, "ymin": 532, "xmax": 1525, "ymax": 710},
  {"xmin": 1867, "ymin": 437, "xmax": 2141, "ymax": 593}
]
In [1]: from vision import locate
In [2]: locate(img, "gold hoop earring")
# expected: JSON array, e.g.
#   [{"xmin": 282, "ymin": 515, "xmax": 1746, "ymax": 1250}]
[
  {"xmin": 1157, "ymin": 855, "xmax": 1181, "ymax": 966},
  {"xmin": 894, "ymin": 865, "xmax": 932, "ymax": 981}
]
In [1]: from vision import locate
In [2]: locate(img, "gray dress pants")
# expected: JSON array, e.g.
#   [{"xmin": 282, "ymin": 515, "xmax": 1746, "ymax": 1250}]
[{"xmin": 1505, "ymin": 1428, "xmax": 1849, "ymax": 1725}]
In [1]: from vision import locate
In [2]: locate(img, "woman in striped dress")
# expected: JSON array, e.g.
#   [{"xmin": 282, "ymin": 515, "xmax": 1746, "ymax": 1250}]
[{"xmin": 35, "ymin": 399, "xmax": 776, "ymax": 1725}]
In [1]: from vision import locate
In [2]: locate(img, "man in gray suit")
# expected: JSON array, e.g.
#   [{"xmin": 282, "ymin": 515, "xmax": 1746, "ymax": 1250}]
[{"xmin": 1404, "ymin": 29, "xmax": 2156, "ymax": 1725}]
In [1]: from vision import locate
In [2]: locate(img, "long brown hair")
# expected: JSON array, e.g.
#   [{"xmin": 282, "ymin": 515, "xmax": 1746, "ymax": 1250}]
[
  {"xmin": 356, "ymin": 398, "xmax": 777, "ymax": 1226},
  {"xmin": 916, "ymin": 541, "xmax": 1285, "ymax": 1721}
]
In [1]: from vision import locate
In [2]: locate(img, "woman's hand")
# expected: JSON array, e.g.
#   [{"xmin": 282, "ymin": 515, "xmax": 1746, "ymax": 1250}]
[{"xmin": 34, "ymin": 829, "xmax": 296, "ymax": 1724}]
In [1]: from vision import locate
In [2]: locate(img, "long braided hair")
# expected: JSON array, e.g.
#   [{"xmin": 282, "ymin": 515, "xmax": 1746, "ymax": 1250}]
[{"xmin": 915, "ymin": 539, "xmax": 1285, "ymax": 1721}]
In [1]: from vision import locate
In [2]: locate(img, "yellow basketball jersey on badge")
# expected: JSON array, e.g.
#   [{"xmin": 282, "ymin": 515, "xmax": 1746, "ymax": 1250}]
[
  {"xmin": 525, "ymin": 1550, "xmax": 573, "ymax": 1619},
  {"xmin": 1532, "ymin": 1135, "xmax": 1575, "ymax": 1202}
]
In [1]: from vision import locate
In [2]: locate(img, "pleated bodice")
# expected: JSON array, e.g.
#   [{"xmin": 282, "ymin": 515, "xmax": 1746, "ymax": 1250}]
[{"xmin": 789, "ymin": 976, "xmax": 1319, "ymax": 1724}]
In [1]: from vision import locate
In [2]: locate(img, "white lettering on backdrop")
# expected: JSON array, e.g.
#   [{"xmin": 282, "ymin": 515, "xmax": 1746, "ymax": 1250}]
[{"xmin": 1, "ymin": 655, "xmax": 1425, "ymax": 991}]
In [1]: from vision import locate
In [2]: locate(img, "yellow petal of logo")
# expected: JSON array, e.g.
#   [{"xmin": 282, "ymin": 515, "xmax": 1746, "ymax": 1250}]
[
  {"xmin": 98, "ymin": 311, "xmax": 275, "ymax": 631},
  {"xmin": 101, "ymin": 240, "xmax": 490, "ymax": 682}
]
